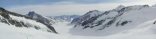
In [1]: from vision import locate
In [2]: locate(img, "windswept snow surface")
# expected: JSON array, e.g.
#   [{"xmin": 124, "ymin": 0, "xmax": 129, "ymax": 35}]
[
  {"xmin": 0, "ymin": 22, "xmax": 60, "ymax": 39},
  {"xmin": 1, "ymin": 20, "xmax": 156, "ymax": 39}
]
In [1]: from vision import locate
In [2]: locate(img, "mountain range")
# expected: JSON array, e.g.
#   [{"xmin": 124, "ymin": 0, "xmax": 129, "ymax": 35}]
[
  {"xmin": 70, "ymin": 5, "xmax": 156, "ymax": 36},
  {"xmin": 0, "ymin": 4, "xmax": 156, "ymax": 39}
]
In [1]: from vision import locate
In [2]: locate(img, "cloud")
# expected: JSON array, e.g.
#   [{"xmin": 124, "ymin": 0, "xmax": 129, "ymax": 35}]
[
  {"xmin": 60, "ymin": 0, "xmax": 119, "ymax": 3},
  {"xmin": 1, "ymin": 0, "xmax": 156, "ymax": 7},
  {"xmin": 0, "ymin": 0, "xmax": 120, "ymax": 7},
  {"xmin": 121, "ymin": 0, "xmax": 156, "ymax": 5},
  {"xmin": 6, "ymin": 3, "xmax": 119, "ymax": 16},
  {"xmin": 5, "ymin": 0, "xmax": 156, "ymax": 16}
]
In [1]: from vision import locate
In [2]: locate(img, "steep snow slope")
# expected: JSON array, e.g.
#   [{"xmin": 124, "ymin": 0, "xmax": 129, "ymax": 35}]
[
  {"xmin": 26, "ymin": 11, "xmax": 55, "ymax": 25},
  {"xmin": 9, "ymin": 15, "xmax": 50, "ymax": 31},
  {"xmin": 71, "ymin": 10, "xmax": 103, "ymax": 25},
  {"xmin": 70, "ymin": 5, "xmax": 156, "ymax": 36},
  {"xmin": 0, "ymin": 14, "xmax": 55, "ymax": 33},
  {"xmin": 0, "ymin": 7, "xmax": 57, "ymax": 33}
]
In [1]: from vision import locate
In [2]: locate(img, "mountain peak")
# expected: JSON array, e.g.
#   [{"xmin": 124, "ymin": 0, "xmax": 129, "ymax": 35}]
[
  {"xmin": 87, "ymin": 10, "xmax": 99, "ymax": 13},
  {"xmin": 0, "ymin": 7, "xmax": 5, "ymax": 11},
  {"xmin": 29, "ymin": 11, "xmax": 35, "ymax": 13},
  {"xmin": 85, "ymin": 10, "xmax": 101, "ymax": 16},
  {"xmin": 117, "ymin": 5, "xmax": 125, "ymax": 8},
  {"xmin": 28, "ymin": 11, "xmax": 36, "ymax": 15},
  {"xmin": 27, "ymin": 11, "xmax": 42, "ymax": 18},
  {"xmin": 0, "ymin": 7, "xmax": 6, "ymax": 12},
  {"xmin": 114, "ymin": 5, "xmax": 125, "ymax": 10}
]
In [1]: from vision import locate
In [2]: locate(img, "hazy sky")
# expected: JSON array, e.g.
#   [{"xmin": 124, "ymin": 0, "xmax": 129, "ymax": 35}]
[{"xmin": 1, "ymin": 0, "xmax": 156, "ymax": 16}]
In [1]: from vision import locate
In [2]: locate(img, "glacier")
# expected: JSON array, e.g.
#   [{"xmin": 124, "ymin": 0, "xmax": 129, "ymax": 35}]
[{"xmin": 0, "ymin": 4, "xmax": 156, "ymax": 39}]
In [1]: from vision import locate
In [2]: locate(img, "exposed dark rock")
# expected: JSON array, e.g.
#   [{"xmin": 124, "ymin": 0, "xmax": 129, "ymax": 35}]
[{"xmin": 153, "ymin": 21, "xmax": 156, "ymax": 24}]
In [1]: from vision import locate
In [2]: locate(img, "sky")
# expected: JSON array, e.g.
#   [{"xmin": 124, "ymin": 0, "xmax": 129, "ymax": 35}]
[{"xmin": 0, "ymin": 0, "xmax": 156, "ymax": 16}]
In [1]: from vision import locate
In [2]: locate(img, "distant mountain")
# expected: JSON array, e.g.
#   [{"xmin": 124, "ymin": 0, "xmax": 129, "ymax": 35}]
[
  {"xmin": 0, "ymin": 7, "xmax": 58, "ymax": 34},
  {"xmin": 48, "ymin": 15, "xmax": 80, "ymax": 22},
  {"xmin": 71, "ymin": 10, "xmax": 103, "ymax": 25},
  {"xmin": 70, "ymin": 5, "xmax": 156, "ymax": 36}
]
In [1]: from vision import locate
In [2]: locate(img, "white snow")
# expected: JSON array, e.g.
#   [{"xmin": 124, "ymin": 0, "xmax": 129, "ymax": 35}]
[
  {"xmin": 0, "ymin": 22, "xmax": 59, "ymax": 39},
  {"xmin": 1, "ymin": 19, "xmax": 156, "ymax": 39},
  {"xmin": 87, "ymin": 10, "xmax": 102, "ymax": 17},
  {"xmin": 114, "ymin": 5, "xmax": 125, "ymax": 11},
  {"xmin": 70, "ymin": 5, "xmax": 156, "ymax": 36},
  {"xmin": 9, "ymin": 15, "xmax": 51, "ymax": 32},
  {"xmin": 1, "ymin": 5, "xmax": 156, "ymax": 39},
  {"xmin": 46, "ymin": 19, "xmax": 156, "ymax": 39}
]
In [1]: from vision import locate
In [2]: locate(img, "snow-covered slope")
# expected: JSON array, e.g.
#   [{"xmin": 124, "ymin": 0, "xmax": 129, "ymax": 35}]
[
  {"xmin": 71, "ymin": 10, "xmax": 103, "ymax": 25},
  {"xmin": 26, "ymin": 11, "xmax": 55, "ymax": 25},
  {"xmin": 0, "ymin": 22, "xmax": 60, "ymax": 39},
  {"xmin": 1, "ymin": 18, "xmax": 156, "ymax": 39},
  {"xmin": 0, "ymin": 7, "xmax": 57, "ymax": 33},
  {"xmin": 70, "ymin": 5, "xmax": 156, "ymax": 36},
  {"xmin": 1, "ymin": 5, "xmax": 156, "ymax": 39},
  {"xmin": 98, "ymin": 19, "xmax": 156, "ymax": 39}
]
